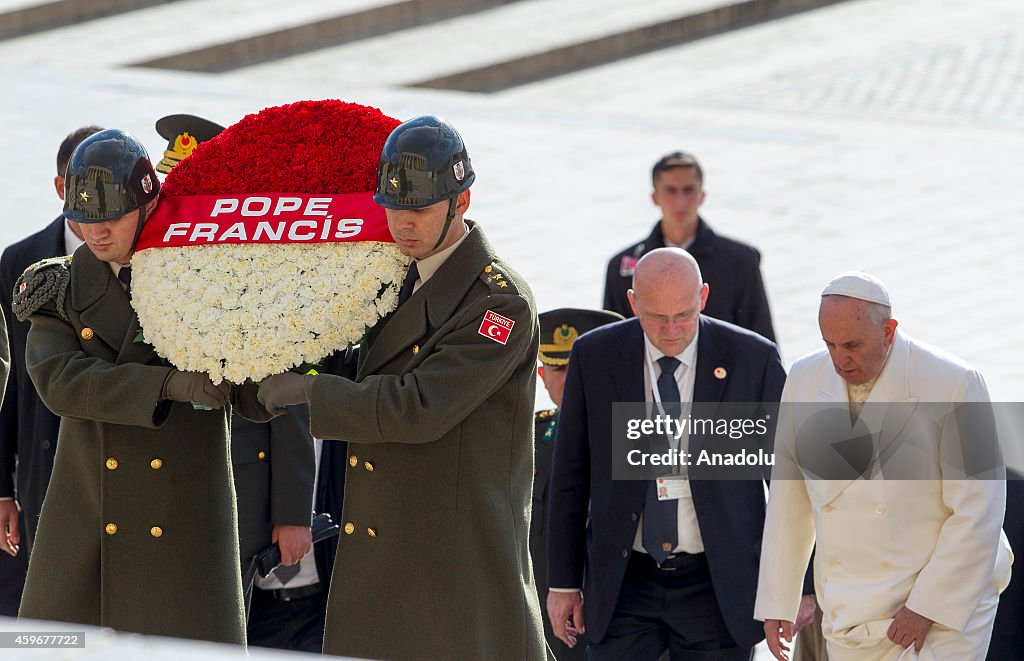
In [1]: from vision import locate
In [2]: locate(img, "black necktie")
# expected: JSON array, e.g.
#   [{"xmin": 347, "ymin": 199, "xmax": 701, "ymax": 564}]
[
  {"xmin": 117, "ymin": 266, "xmax": 132, "ymax": 295},
  {"xmin": 643, "ymin": 356, "xmax": 681, "ymax": 563},
  {"xmin": 397, "ymin": 261, "xmax": 419, "ymax": 307}
]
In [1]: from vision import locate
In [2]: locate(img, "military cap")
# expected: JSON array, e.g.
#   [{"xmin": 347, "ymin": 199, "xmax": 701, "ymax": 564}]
[
  {"xmin": 538, "ymin": 308, "xmax": 623, "ymax": 366},
  {"xmin": 154, "ymin": 114, "xmax": 225, "ymax": 174}
]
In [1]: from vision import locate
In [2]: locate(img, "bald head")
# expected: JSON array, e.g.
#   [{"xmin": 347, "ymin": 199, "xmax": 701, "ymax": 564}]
[
  {"xmin": 628, "ymin": 248, "xmax": 708, "ymax": 356},
  {"xmin": 632, "ymin": 248, "xmax": 702, "ymax": 296}
]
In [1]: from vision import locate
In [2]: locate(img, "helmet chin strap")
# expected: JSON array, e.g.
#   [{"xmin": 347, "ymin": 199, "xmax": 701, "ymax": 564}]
[
  {"xmin": 128, "ymin": 203, "xmax": 151, "ymax": 262},
  {"xmin": 430, "ymin": 196, "xmax": 458, "ymax": 251}
]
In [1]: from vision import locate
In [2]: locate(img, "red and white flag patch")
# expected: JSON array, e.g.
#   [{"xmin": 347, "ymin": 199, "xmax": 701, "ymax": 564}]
[
  {"xmin": 479, "ymin": 310, "xmax": 515, "ymax": 345},
  {"xmin": 619, "ymin": 255, "xmax": 638, "ymax": 277}
]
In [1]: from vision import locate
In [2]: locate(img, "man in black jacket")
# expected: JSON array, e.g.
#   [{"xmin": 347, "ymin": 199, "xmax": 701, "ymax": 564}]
[
  {"xmin": 602, "ymin": 152, "xmax": 775, "ymax": 342},
  {"xmin": 0, "ymin": 126, "xmax": 101, "ymax": 616}
]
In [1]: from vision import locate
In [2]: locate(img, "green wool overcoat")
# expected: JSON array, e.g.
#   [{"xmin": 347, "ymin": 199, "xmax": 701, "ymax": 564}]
[
  {"xmin": 16, "ymin": 245, "xmax": 268, "ymax": 644},
  {"xmin": 311, "ymin": 222, "xmax": 549, "ymax": 660}
]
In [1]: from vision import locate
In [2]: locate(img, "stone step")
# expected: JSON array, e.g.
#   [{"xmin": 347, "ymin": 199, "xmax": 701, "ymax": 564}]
[
  {"xmin": 412, "ymin": 0, "xmax": 852, "ymax": 92},
  {"xmin": 228, "ymin": 0, "xmax": 734, "ymax": 90},
  {"xmin": 0, "ymin": 0, "xmax": 179, "ymax": 40},
  {"xmin": 133, "ymin": 0, "xmax": 528, "ymax": 72},
  {"xmin": 0, "ymin": 0, "xmax": 394, "ymax": 68},
  {"xmin": 225, "ymin": 0, "xmax": 851, "ymax": 93}
]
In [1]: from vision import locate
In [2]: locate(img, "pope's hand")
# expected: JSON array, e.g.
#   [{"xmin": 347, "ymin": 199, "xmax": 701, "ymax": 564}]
[
  {"xmin": 162, "ymin": 370, "xmax": 230, "ymax": 409},
  {"xmin": 258, "ymin": 373, "xmax": 314, "ymax": 415},
  {"xmin": 887, "ymin": 606, "xmax": 933, "ymax": 652}
]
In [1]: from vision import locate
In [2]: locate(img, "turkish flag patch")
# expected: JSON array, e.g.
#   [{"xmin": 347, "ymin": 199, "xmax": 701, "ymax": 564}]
[{"xmin": 478, "ymin": 310, "xmax": 515, "ymax": 345}]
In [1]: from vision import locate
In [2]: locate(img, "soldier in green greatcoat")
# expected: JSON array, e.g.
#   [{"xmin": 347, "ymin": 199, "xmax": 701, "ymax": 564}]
[
  {"xmin": 15, "ymin": 129, "xmax": 268, "ymax": 644},
  {"xmin": 259, "ymin": 116, "xmax": 550, "ymax": 659}
]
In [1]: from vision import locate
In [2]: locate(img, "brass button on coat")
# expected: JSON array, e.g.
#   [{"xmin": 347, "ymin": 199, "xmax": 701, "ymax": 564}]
[
  {"xmin": 343, "ymin": 522, "xmax": 355, "ymax": 535},
  {"xmin": 258, "ymin": 451, "xmax": 266, "ymax": 460},
  {"xmin": 150, "ymin": 459, "xmax": 163, "ymax": 470},
  {"xmin": 105, "ymin": 523, "xmax": 118, "ymax": 535},
  {"xmin": 412, "ymin": 345, "xmax": 419, "ymax": 355},
  {"xmin": 349, "ymin": 455, "xmax": 358, "ymax": 467},
  {"xmin": 364, "ymin": 462, "xmax": 374, "ymax": 472},
  {"xmin": 81, "ymin": 327, "xmax": 94, "ymax": 340},
  {"xmin": 105, "ymin": 458, "xmax": 118, "ymax": 470},
  {"xmin": 151, "ymin": 526, "xmax": 163, "ymax": 538},
  {"xmin": 367, "ymin": 528, "xmax": 377, "ymax": 538}
]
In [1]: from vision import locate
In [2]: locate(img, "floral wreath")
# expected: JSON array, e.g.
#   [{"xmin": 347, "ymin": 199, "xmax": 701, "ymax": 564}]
[{"xmin": 131, "ymin": 100, "xmax": 407, "ymax": 383}]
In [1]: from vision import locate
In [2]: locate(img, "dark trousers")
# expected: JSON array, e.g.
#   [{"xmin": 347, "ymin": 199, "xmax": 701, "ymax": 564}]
[
  {"xmin": 247, "ymin": 584, "xmax": 327, "ymax": 653},
  {"xmin": 0, "ymin": 511, "xmax": 28, "ymax": 617},
  {"xmin": 587, "ymin": 552, "xmax": 751, "ymax": 661}
]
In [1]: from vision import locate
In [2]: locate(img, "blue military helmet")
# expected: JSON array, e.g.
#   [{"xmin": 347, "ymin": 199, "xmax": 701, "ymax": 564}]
[
  {"xmin": 374, "ymin": 115, "xmax": 475, "ymax": 210},
  {"xmin": 64, "ymin": 128, "xmax": 159, "ymax": 223}
]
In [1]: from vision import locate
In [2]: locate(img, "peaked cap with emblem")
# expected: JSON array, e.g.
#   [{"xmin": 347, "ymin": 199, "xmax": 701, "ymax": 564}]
[
  {"xmin": 155, "ymin": 114, "xmax": 225, "ymax": 174},
  {"xmin": 539, "ymin": 308, "xmax": 623, "ymax": 366}
]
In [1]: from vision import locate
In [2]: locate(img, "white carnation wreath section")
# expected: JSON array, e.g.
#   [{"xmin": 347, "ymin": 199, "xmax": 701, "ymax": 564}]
[{"xmin": 132, "ymin": 242, "xmax": 408, "ymax": 384}]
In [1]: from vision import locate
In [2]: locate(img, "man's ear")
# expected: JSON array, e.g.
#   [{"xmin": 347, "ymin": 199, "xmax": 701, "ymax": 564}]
[{"xmin": 455, "ymin": 189, "xmax": 471, "ymax": 216}]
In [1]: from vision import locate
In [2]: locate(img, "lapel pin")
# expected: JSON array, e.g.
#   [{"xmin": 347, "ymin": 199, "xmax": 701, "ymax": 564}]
[{"xmin": 714, "ymin": 366, "xmax": 727, "ymax": 380}]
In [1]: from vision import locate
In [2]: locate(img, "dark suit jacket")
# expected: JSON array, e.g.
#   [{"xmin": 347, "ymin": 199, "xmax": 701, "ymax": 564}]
[
  {"xmin": 0, "ymin": 216, "xmax": 64, "ymax": 548},
  {"xmin": 232, "ymin": 406, "xmax": 315, "ymax": 564},
  {"xmin": 311, "ymin": 349, "xmax": 354, "ymax": 585},
  {"xmin": 547, "ymin": 316, "xmax": 785, "ymax": 649},
  {"xmin": 988, "ymin": 467, "xmax": 1024, "ymax": 659},
  {"xmin": 602, "ymin": 219, "xmax": 775, "ymax": 342},
  {"xmin": 313, "ymin": 436, "xmax": 346, "ymax": 584},
  {"xmin": 532, "ymin": 409, "xmax": 586, "ymax": 661}
]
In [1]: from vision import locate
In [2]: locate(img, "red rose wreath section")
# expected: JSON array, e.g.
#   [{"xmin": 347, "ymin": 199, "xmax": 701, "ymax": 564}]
[
  {"xmin": 130, "ymin": 100, "xmax": 409, "ymax": 384},
  {"xmin": 139, "ymin": 100, "xmax": 400, "ymax": 250}
]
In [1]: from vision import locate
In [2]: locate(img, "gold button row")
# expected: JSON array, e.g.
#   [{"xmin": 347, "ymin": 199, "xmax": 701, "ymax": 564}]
[
  {"xmin": 348, "ymin": 455, "xmax": 375, "ymax": 471},
  {"xmin": 106, "ymin": 457, "xmax": 164, "ymax": 470},
  {"xmin": 342, "ymin": 522, "xmax": 377, "ymax": 538},
  {"xmin": 104, "ymin": 523, "xmax": 164, "ymax": 538}
]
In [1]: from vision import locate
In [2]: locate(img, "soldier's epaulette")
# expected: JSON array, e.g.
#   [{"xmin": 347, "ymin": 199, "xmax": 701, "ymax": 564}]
[
  {"xmin": 480, "ymin": 262, "xmax": 519, "ymax": 294},
  {"xmin": 535, "ymin": 408, "xmax": 557, "ymax": 422},
  {"xmin": 13, "ymin": 255, "xmax": 73, "ymax": 322}
]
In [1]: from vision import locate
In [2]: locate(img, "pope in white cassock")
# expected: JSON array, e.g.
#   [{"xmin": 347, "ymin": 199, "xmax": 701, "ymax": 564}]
[{"xmin": 755, "ymin": 272, "xmax": 1012, "ymax": 660}]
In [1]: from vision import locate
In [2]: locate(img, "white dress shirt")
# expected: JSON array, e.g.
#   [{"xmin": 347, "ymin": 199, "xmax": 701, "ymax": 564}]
[
  {"xmin": 632, "ymin": 329, "xmax": 704, "ymax": 555},
  {"xmin": 64, "ymin": 221, "xmax": 84, "ymax": 255},
  {"xmin": 407, "ymin": 222, "xmax": 470, "ymax": 293}
]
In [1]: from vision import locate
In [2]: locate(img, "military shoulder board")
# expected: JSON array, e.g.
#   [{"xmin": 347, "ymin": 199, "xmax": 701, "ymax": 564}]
[
  {"xmin": 480, "ymin": 262, "xmax": 518, "ymax": 294},
  {"xmin": 13, "ymin": 255, "xmax": 73, "ymax": 322}
]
